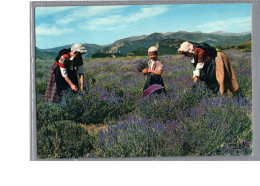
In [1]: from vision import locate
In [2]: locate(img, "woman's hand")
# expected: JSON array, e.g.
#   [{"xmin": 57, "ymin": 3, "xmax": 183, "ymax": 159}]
[
  {"xmin": 80, "ymin": 84, "xmax": 84, "ymax": 91},
  {"xmin": 70, "ymin": 84, "xmax": 78, "ymax": 91},
  {"xmin": 64, "ymin": 76, "xmax": 78, "ymax": 91},
  {"xmin": 193, "ymin": 76, "xmax": 198, "ymax": 83},
  {"xmin": 142, "ymin": 68, "xmax": 148, "ymax": 74},
  {"xmin": 148, "ymin": 69, "xmax": 162, "ymax": 75}
]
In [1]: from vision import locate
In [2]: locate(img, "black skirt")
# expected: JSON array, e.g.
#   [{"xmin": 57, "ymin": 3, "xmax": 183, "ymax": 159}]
[
  {"xmin": 199, "ymin": 58, "xmax": 219, "ymax": 93},
  {"xmin": 54, "ymin": 65, "xmax": 79, "ymax": 95},
  {"xmin": 143, "ymin": 74, "xmax": 166, "ymax": 94}
]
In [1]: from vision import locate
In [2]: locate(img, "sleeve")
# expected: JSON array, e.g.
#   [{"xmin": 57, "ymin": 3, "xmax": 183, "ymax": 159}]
[
  {"xmin": 76, "ymin": 66, "xmax": 83, "ymax": 74},
  {"xmin": 193, "ymin": 62, "xmax": 204, "ymax": 78},
  {"xmin": 197, "ymin": 49, "xmax": 206, "ymax": 63},
  {"xmin": 156, "ymin": 61, "xmax": 164, "ymax": 71},
  {"xmin": 59, "ymin": 55, "xmax": 68, "ymax": 77},
  {"xmin": 147, "ymin": 60, "xmax": 151, "ymax": 69},
  {"xmin": 60, "ymin": 67, "xmax": 68, "ymax": 77},
  {"xmin": 58, "ymin": 55, "xmax": 71, "ymax": 67}
]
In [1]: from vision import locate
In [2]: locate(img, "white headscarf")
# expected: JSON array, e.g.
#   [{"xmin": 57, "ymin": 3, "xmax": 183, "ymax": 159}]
[
  {"xmin": 148, "ymin": 46, "xmax": 158, "ymax": 54},
  {"xmin": 70, "ymin": 43, "xmax": 87, "ymax": 60},
  {"xmin": 71, "ymin": 43, "xmax": 87, "ymax": 54},
  {"xmin": 178, "ymin": 41, "xmax": 194, "ymax": 54}
]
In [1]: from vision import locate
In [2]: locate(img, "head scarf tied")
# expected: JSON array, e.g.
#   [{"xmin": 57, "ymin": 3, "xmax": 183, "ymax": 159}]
[
  {"xmin": 70, "ymin": 43, "xmax": 87, "ymax": 60},
  {"xmin": 178, "ymin": 41, "xmax": 194, "ymax": 54},
  {"xmin": 148, "ymin": 46, "xmax": 158, "ymax": 54},
  {"xmin": 71, "ymin": 43, "xmax": 87, "ymax": 54}
]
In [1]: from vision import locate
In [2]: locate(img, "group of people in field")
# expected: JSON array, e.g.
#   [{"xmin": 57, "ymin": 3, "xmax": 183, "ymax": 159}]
[{"xmin": 45, "ymin": 41, "xmax": 239, "ymax": 103}]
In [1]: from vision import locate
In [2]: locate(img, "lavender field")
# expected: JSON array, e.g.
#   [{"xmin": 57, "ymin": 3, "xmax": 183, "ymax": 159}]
[{"xmin": 36, "ymin": 49, "xmax": 252, "ymax": 159}]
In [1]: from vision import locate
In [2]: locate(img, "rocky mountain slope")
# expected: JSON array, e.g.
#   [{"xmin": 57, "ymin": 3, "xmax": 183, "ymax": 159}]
[{"xmin": 36, "ymin": 31, "xmax": 251, "ymax": 59}]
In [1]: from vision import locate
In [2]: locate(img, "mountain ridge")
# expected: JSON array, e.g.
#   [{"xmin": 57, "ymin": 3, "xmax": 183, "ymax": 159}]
[{"xmin": 36, "ymin": 31, "xmax": 251, "ymax": 59}]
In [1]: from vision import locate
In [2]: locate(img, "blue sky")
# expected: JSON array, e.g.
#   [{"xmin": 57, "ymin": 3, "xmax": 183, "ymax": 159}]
[{"xmin": 35, "ymin": 3, "xmax": 251, "ymax": 49}]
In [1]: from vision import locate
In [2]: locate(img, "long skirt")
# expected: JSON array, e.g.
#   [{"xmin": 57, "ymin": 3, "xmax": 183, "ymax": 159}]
[
  {"xmin": 199, "ymin": 52, "xmax": 239, "ymax": 94},
  {"xmin": 199, "ymin": 58, "xmax": 219, "ymax": 93},
  {"xmin": 215, "ymin": 52, "xmax": 239, "ymax": 94},
  {"xmin": 45, "ymin": 65, "xmax": 78, "ymax": 103},
  {"xmin": 143, "ymin": 74, "xmax": 166, "ymax": 94}
]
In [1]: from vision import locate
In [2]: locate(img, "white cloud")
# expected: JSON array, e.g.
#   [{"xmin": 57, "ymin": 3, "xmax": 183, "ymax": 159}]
[
  {"xmin": 36, "ymin": 24, "xmax": 74, "ymax": 36},
  {"xmin": 35, "ymin": 5, "xmax": 170, "ymax": 37},
  {"xmin": 197, "ymin": 17, "xmax": 251, "ymax": 33},
  {"xmin": 35, "ymin": 7, "xmax": 76, "ymax": 17},
  {"xmin": 36, "ymin": 5, "xmax": 169, "ymax": 33},
  {"xmin": 42, "ymin": 6, "xmax": 127, "ymax": 29},
  {"xmin": 70, "ymin": 6, "xmax": 127, "ymax": 18},
  {"xmin": 88, "ymin": 15, "xmax": 122, "ymax": 26},
  {"xmin": 82, "ymin": 6, "xmax": 169, "ymax": 31},
  {"xmin": 55, "ymin": 18, "xmax": 75, "ymax": 25},
  {"xmin": 125, "ymin": 6, "xmax": 169, "ymax": 23}
]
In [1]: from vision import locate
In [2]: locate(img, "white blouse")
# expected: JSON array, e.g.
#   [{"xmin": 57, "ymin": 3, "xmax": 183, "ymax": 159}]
[
  {"xmin": 191, "ymin": 57, "xmax": 204, "ymax": 78},
  {"xmin": 58, "ymin": 56, "xmax": 83, "ymax": 77}
]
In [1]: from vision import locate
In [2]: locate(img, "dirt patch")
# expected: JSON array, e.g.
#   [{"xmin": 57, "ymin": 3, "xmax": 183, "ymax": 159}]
[{"xmin": 80, "ymin": 124, "xmax": 109, "ymax": 134}]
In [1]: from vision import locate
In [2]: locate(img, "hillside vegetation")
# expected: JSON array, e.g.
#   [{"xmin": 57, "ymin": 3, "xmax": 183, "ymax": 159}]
[{"xmin": 36, "ymin": 31, "xmax": 251, "ymax": 59}]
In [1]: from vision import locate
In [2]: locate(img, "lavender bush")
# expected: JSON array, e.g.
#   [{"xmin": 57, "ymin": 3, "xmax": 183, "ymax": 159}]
[
  {"xmin": 181, "ymin": 95, "xmax": 252, "ymax": 156},
  {"xmin": 91, "ymin": 115, "xmax": 188, "ymax": 157},
  {"xmin": 36, "ymin": 49, "xmax": 252, "ymax": 158}
]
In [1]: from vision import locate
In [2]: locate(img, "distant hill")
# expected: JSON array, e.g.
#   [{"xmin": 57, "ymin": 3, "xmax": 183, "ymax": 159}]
[
  {"xmin": 165, "ymin": 31, "xmax": 251, "ymax": 47},
  {"xmin": 99, "ymin": 32, "xmax": 167, "ymax": 54},
  {"xmin": 36, "ymin": 31, "xmax": 251, "ymax": 59},
  {"xmin": 130, "ymin": 39, "xmax": 185, "ymax": 56},
  {"xmin": 155, "ymin": 39, "xmax": 185, "ymax": 55},
  {"xmin": 36, "ymin": 47, "xmax": 57, "ymax": 60},
  {"xmin": 130, "ymin": 38, "xmax": 252, "ymax": 56},
  {"xmin": 237, "ymin": 40, "xmax": 251, "ymax": 50},
  {"xmin": 210, "ymin": 31, "xmax": 251, "ymax": 36},
  {"xmin": 97, "ymin": 31, "xmax": 251, "ymax": 55},
  {"xmin": 216, "ymin": 40, "xmax": 252, "ymax": 52},
  {"xmin": 40, "ymin": 43, "xmax": 102, "ymax": 58},
  {"xmin": 129, "ymin": 47, "xmax": 149, "ymax": 56}
]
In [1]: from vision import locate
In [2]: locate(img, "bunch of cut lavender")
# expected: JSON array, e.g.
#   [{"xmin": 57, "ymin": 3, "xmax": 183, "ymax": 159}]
[{"xmin": 136, "ymin": 60, "xmax": 148, "ymax": 72}]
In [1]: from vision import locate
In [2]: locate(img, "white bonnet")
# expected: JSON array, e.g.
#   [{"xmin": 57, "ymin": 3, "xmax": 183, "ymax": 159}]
[
  {"xmin": 71, "ymin": 43, "xmax": 87, "ymax": 54},
  {"xmin": 148, "ymin": 46, "xmax": 158, "ymax": 53},
  {"xmin": 178, "ymin": 41, "xmax": 194, "ymax": 53}
]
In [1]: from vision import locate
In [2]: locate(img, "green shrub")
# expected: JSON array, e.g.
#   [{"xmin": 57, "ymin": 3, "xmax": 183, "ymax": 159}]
[
  {"xmin": 36, "ymin": 70, "xmax": 45, "ymax": 78},
  {"xmin": 37, "ymin": 120, "xmax": 92, "ymax": 159},
  {"xmin": 36, "ymin": 102, "xmax": 70, "ymax": 129},
  {"xmin": 36, "ymin": 80, "xmax": 47, "ymax": 95}
]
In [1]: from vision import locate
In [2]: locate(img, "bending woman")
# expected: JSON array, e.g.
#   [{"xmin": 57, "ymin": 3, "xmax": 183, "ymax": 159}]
[
  {"xmin": 178, "ymin": 41, "xmax": 239, "ymax": 94},
  {"xmin": 45, "ymin": 43, "xmax": 87, "ymax": 103}
]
